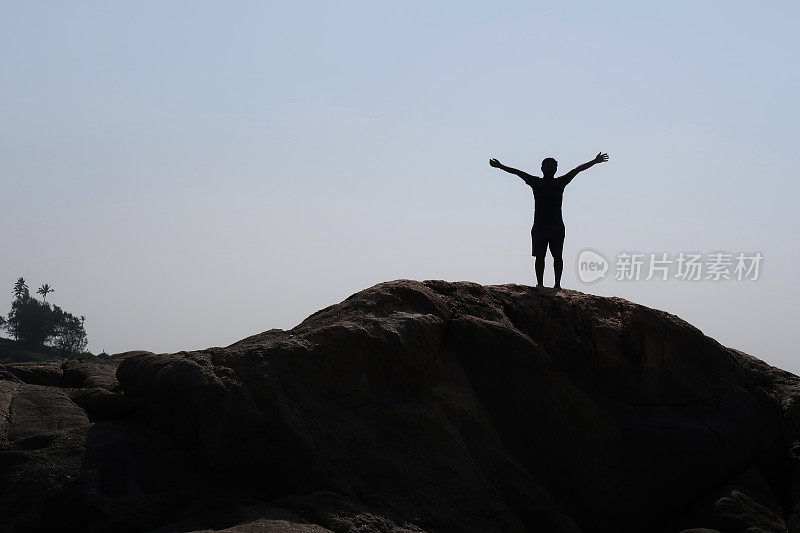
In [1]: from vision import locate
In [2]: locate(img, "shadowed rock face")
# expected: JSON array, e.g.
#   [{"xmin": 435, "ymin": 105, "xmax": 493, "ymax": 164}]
[{"xmin": 1, "ymin": 280, "xmax": 799, "ymax": 533}]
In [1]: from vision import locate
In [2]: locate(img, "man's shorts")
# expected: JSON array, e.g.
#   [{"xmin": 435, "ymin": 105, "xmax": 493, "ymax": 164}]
[{"xmin": 531, "ymin": 222, "xmax": 565, "ymax": 257}]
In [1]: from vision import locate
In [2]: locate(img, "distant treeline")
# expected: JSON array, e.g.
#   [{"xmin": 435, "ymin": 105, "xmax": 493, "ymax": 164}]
[{"xmin": 0, "ymin": 277, "xmax": 96, "ymax": 363}]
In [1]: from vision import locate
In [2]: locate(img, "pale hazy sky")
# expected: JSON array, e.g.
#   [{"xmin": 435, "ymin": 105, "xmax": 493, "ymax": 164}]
[{"xmin": 2, "ymin": 2, "xmax": 799, "ymax": 372}]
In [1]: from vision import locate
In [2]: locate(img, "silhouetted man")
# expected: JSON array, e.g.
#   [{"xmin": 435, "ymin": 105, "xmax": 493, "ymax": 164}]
[{"xmin": 489, "ymin": 153, "xmax": 609, "ymax": 289}]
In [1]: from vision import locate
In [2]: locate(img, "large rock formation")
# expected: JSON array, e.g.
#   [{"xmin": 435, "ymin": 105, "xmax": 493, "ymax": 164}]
[{"xmin": 1, "ymin": 280, "xmax": 799, "ymax": 532}]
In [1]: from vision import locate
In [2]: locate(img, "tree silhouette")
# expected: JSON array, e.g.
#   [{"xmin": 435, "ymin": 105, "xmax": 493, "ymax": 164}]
[
  {"xmin": 37, "ymin": 284, "xmax": 54, "ymax": 303},
  {"xmin": 13, "ymin": 278, "xmax": 28, "ymax": 300},
  {"xmin": 3, "ymin": 278, "xmax": 88, "ymax": 353}
]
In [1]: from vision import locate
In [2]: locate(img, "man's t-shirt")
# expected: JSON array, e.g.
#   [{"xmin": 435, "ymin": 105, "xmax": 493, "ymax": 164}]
[{"xmin": 524, "ymin": 176, "xmax": 570, "ymax": 226}]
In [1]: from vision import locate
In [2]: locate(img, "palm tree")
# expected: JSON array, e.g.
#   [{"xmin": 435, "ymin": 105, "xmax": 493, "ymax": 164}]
[
  {"xmin": 37, "ymin": 283, "xmax": 54, "ymax": 303},
  {"xmin": 13, "ymin": 278, "xmax": 28, "ymax": 300}
]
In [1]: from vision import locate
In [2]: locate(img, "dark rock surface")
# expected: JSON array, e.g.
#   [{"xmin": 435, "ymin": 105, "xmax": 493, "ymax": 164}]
[{"xmin": 1, "ymin": 280, "xmax": 799, "ymax": 532}]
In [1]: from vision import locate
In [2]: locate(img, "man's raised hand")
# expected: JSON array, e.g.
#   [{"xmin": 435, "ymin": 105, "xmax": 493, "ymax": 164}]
[
  {"xmin": 594, "ymin": 152, "xmax": 609, "ymax": 164},
  {"xmin": 489, "ymin": 158, "xmax": 501, "ymax": 168}
]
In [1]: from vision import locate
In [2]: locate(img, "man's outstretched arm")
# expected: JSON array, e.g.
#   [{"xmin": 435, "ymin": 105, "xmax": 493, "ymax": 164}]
[
  {"xmin": 559, "ymin": 152, "xmax": 609, "ymax": 184},
  {"xmin": 489, "ymin": 158, "xmax": 536, "ymax": 184}
]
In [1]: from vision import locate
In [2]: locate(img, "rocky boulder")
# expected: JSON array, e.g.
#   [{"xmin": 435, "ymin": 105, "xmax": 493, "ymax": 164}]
[{"xmin": 1, "ymin": 280, "xmax": 799, "ymax": 532}]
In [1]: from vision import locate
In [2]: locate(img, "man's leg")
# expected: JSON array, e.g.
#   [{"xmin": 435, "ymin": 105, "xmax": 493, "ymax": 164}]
[
  {"xmin": 553, "ymin": 255, "xmax": 563, "ymax": 289},
  {"xmin": 532, "ymin": 225, "xmax": 545, "ymax": 287},
  {"xmin": 535, "ymin": 255, "xmax": 545, "ymax": 287},
  {"xmin": 551, "ymin": 225, "xmax": 565, "ymax": 289}
]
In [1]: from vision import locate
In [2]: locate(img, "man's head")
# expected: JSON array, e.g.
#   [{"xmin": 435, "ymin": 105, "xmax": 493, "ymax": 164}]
[{"xmin": 541, "ymin": 157, "xmax": 558, "ymax": 177}]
